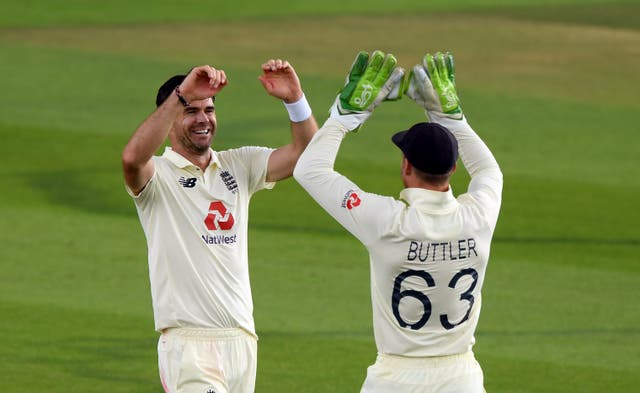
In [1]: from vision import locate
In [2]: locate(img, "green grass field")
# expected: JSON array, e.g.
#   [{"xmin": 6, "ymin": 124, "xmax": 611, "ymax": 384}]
[{"xmin": 1, "ymin": 1, "xmax": 639, "ymax": 392}]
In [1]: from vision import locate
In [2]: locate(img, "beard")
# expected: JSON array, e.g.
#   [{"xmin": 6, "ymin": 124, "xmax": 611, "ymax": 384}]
[{"xmin": 179, "ymin": 132, "xmax": 213, "ymax": 155}]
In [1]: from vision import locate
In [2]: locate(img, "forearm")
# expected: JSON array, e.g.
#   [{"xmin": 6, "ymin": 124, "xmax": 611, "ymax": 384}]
[
  {"xmin": 285, "ymin": 93, "xmax": 317, "ymax": 148},
  {"xmin": 122, "ymin": 93, "xmax": 182, "ymax": 193},
  {"xmin": 294, "ymin": 118, "xmax": 347, "ymax": 187},
  {"xmin": 266, "ymin": 95, "xmax": 318, "ymax": 182},
  {"xmin": 290, "ymin": 115, "xmax": 318, "ymax": 151},
  {"xmin": 123, "ymin": 96, "xmax": 181, "ymax": 167}
]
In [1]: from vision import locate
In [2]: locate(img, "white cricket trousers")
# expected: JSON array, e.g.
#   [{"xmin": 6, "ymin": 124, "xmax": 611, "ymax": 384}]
[
  {"xmin": 360, "ymin": 351, "xmax": 485, "ymax": 393},
  {"xmin": 158, "ymin": 327, "xmax": 257, "ymax": 393}
]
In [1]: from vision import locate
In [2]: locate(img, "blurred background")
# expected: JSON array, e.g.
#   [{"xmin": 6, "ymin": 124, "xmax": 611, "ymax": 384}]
[{"xmin": 1, "ymin": 1, "xmax": 638, "ymax": 392}]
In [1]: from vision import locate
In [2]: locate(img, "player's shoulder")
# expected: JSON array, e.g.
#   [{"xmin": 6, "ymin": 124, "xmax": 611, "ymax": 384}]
[
  {"xmin": 218, "ymin": 146, "xmax": 274, "ymax": 166},
  {"xmin": 219, "ymin": 145, "xmax": 273, "ymax": 156},
  {"xmin": 150, "ymin": 154, "xmax": 170, "ymax": 172}
]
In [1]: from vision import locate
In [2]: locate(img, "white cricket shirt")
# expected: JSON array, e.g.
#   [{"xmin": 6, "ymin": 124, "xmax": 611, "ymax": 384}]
[
  {"xmin": 127, "ymin": 146, "xmax": 275, "ymax": 336},
  {"xmin": 294, "ymin": 115, "xmax": 502, "ymax": 357}
]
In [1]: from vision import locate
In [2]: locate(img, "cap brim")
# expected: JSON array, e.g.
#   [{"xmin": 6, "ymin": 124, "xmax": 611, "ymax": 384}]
[{"xmin": 391, "ymin": 130, "xmax": 408, "ymax": 149}]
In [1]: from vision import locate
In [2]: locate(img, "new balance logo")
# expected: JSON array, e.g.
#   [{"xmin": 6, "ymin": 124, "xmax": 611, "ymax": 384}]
[{"xmin": 178, "ymin": 177, "xmax": 197, "ymax": 188}]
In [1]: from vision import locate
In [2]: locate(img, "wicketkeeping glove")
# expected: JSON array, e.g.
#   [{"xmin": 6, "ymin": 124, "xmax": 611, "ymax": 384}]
[
  {"xmin": 406, "ymin": 52, "xmax": 463, "ymax": 120},
  {"xmin": 330, "ymin": 50, "xmax": 405, "ymax": 131}
]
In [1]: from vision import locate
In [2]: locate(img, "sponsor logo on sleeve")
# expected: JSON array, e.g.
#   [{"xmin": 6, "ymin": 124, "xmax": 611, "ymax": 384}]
[{"xmin": 341, "ymin": 190, "xmax": 361, "ymax": 210}]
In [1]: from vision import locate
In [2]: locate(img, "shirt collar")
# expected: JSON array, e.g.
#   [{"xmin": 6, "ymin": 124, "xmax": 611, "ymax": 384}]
[
  {"xmin": 399, "ymin": 187, "xmax": 458, "ymax": 214},
  {"xmin": 162, "ymin": 146, "xmax": 221, "ymax": 170}
]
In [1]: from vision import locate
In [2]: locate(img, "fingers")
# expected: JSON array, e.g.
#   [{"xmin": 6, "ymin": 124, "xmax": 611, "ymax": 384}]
[
  {"xmin": 258, "ymin": 58, "xmax": 303, "ymax": 102},
  {"xmin": 373, "ymin": 53, "xmax": 398, "ymax": 87},
  {"xmin": 348, "ymin": 51, "xmax": 370, "ymax": 83},
  {"xmin": 189, "ymin": 65, "xmax": 228, "ymax": 89},
  {"xmin": 419, "ymin": 52, "xmax": 456, "ymax": 85},
  {"xmin": 261, "ymin": 59, "xmax": 293, "ymax": 73},
  {"xmin": 424, "ymin": 53, "xmax": 437, "ymax": 82},
  {"xmin": 362, "ymin": 50, "xmax": 385, "ymax": 83},
  {"xmin": 445, "ymin": 52, "xmax": 455, "ymax": 84},
  {"xmin": 340, "ymin": 51, "xmax": 369, "ymax": 102},
  {"xmin": 435, "ymin": 52, "xmax": 449, "ymax": 81},
  {"xmin": 211, "ymin": 69, "xmax": 228, "ymax": 89}
]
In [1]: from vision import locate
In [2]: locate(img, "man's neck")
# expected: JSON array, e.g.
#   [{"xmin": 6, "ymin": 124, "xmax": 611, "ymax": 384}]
[
  {"xmin": 404, "ymin": 178, "xmax": 450, "ymax": 192},
  {"xmin": 174, "ymin": 147, "xmax": 212, "ymax": 172},
  {"xmin": 423, "ymin": 183, "xmax": 450, "ymax": 192}
]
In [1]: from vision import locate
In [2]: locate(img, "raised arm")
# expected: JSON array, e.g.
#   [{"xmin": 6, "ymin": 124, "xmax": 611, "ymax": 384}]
[
  {"xmin": 294, "ymin": 51, "xmax": 405, "ymax": 243},
  {"xmin": 258, "ymin": 59, "xmax": 318, "ymax": 182},
  {"xmin": 407, "ymin": 52, "xmax": 503, "ymax": 225},
  {"xmin": 122, "ymin": 65, "xmax": 227, "ymax": 194}
]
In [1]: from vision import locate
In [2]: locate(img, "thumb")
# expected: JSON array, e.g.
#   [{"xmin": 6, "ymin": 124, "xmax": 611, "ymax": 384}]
[
  {"xmin": 413, "ymin": 65, "xmax": 430, "ymax": 86},
  {"xmin": 382, "ymin": 67, "xmax": 405, "ymax": 100},
  {"xmin": 406, "ymin": 65, "xmax": 425, "ymax": 100},
  {"xmin": 258, "ymin": 75, "xmax": 270, "ymax": 88}
]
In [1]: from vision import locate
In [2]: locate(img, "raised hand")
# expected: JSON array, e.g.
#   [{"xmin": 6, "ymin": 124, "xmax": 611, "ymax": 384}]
[
  {"xmin": 407, "ymin": 52, "xmax": 463, "ymax": 120},
  {"xmin": 330, "ymin": 50, "xmax": 405, "ymax": 131},
  {"xmin": 179, "ymin": 65, "xmax": 228, "ymax": 103},
  {"xmin": 258, "ymin": 59, "xmax": 303, "ymax": 104}
]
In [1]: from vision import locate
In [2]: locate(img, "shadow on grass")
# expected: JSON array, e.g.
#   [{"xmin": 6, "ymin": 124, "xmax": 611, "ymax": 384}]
[{"xmin": 27, "ymin": 168, "xmax": 137, "ymax": 217}]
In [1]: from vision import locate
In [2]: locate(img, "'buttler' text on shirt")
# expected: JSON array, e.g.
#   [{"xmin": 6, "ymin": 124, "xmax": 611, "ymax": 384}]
[{"xmin": 407, "ymin": 238, "xmax": 477, "ymax": 262}]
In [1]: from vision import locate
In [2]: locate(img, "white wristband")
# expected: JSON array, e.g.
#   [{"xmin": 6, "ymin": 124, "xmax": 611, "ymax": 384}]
[{"xmin": 283, "ymin": 94, "xmax": 312, "ymax": 122}]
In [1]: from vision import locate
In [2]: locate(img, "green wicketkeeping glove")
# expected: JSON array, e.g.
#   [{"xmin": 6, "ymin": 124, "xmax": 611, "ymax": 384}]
[
  {"xmin": 330, "ymin": 50, "xmax": 405, "ymax": 131},
  {"xmin": 406, "ymin": 52, "xmax": 463, "ymax": 120}
]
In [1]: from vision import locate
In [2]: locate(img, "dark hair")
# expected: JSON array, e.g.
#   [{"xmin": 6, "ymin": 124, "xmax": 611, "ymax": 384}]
[{"xmin": 155, "ymin": 75, "xmax": 187, "ymax": 107}]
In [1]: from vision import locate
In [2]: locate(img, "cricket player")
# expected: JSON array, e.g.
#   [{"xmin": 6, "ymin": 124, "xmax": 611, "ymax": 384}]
[
  {"xmin": 293, "ymin": 50, "xmax": 503, "ymax": 392},
  {"xmin": 122, "ymin": 60, "xmax": 317, "ymax": 393}
]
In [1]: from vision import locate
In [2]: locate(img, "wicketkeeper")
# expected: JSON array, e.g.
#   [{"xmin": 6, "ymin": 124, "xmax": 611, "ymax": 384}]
[{"xmin": 294, "ymin": 50, "xmax": 503, "ymax": 393}]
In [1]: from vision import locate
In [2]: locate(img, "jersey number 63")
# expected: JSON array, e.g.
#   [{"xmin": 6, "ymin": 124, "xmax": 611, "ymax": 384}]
[{"xmin": 391, "ymin": 268, "xmax": 478, "ymax": 330}]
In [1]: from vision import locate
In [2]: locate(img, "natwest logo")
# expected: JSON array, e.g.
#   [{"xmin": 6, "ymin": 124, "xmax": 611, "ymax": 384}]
[
  {"xmin": 341, "ymin": 190, "xmax": 361, "ymax": 210},
  {"xmin": 204, "ymin": 201, "xmax": 235, "ymax": 230},
  {"xmin": 346, "ymin": 193, "xmax": 361, "ymax": 210}
]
